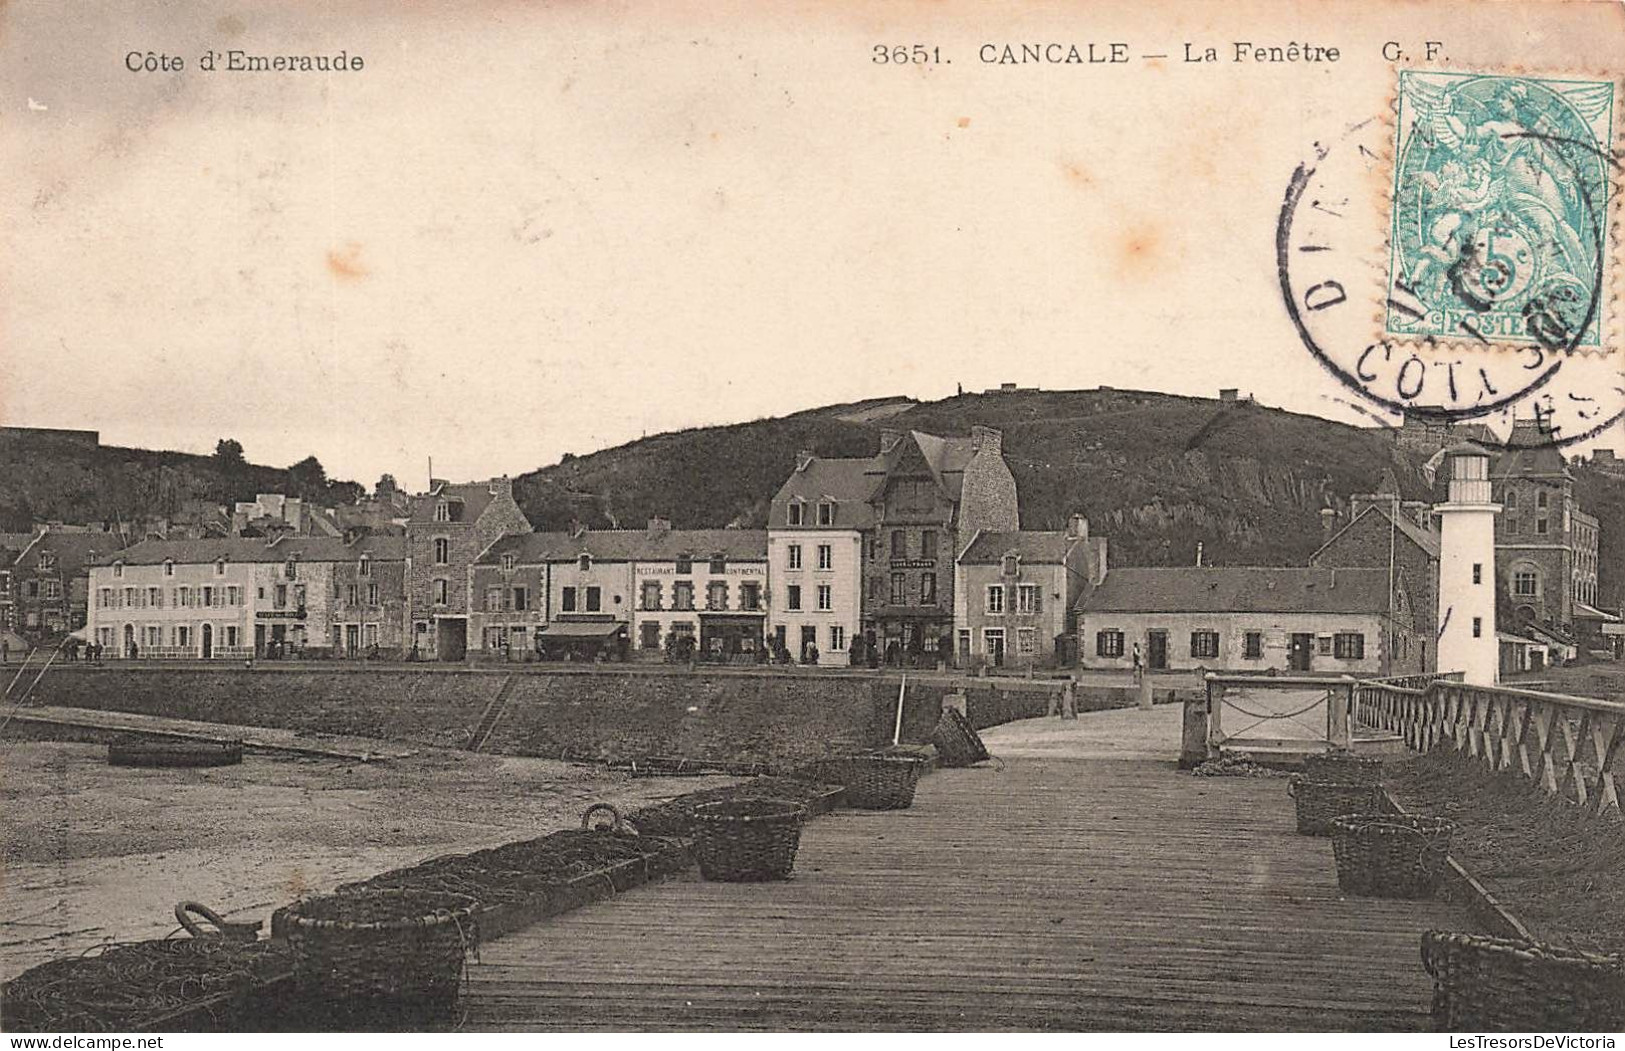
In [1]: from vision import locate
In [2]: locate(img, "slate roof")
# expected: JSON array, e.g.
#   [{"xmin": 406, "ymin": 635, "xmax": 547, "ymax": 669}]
[
  {"xmin": 1077, "ymin": 567, "xmax": 1392, "ymax": 615},
  {"xmin": 1313, "ymin": 504, "xmax": 1440, "ymax": 562},
  {"xmin": 17, "ymin": 531, "xmax": 130, "ymax": 576},
  {"xmin": 479, "ymin": 529, "xmax": 768, "ymax": 565},
  {"xmin": 409, "ymin": 481, "xmax": 500, "ymax": 524},
  {"xmin": 101, "ymin": 535, "xmax": 406, "ymax": 566},
  {"xmin": 959, "ymin": 531, "xmax": 1075, "ymax": 564},
  {"xmin": 769, "ymin": 431, "xmax": 979, "ymax": 530},
  {"xmin": 1492, "ymin": 420, "xmax": 1570, "ymax": 480}
]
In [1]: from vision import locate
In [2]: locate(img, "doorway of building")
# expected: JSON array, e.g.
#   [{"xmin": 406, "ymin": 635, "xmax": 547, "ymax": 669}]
[
  {"xmin": 436, "ymin": 618, "xmax": 468, "ymax": 661},
  {"xmin": 123, "ymin": 623, "xmax": 134, "ymax": 659},
  {"xmin": 984, "ymin": 629, "xmax": 1005, "ymax": 668},
  {"xmin": 799, "ymin": 625, "xmax": 818, "ymax": 661},
  {"xmin": 1289, "ymin": 633, "xmax": 1314, "ymax": 672},
  {"xmin": 201, "ymin": 623, "xmax": 213, "ymax": 659},
  {"xmin": 1147, "ymin": 630, "xmax": 1168, "ymax": 670},
  {"xmin": 345, "ymin": 624, "xmax": 360, "ymax": 655}
]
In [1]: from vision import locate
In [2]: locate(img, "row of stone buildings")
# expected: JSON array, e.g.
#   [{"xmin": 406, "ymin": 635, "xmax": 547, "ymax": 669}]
[{"xmin": 58, "ymin": 418, "xmax": 1618, "ymax": 678}]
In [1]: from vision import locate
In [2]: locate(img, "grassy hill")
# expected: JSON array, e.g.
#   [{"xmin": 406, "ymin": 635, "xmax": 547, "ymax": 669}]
[
  {"xmin": 513, "ymin": 388, "xmax": 1437, "ymax": 570},
  {"xmin": 0, "ymin": 431, "xmax": 360, "ymax": 532}
]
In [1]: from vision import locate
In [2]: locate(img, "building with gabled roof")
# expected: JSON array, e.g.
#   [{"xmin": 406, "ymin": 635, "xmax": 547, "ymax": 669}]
[
  {"xmin": 768, "ymin": 426, "xmax": 1018, "ymax": 666},
  {"xmin": 406, "ymin": 476, "xmax": 532, "ymax": 660},
  {"xmin": 1075, "ymin": 565, "xmax": 1424, "ymax": 676},
  {"xmin": 1310, "ymin": 494, "xmax": 1441, "ymax": 673},
  {"xmin": 954, "ymin": 516, "xmax": 1101, "ymax": 669}
]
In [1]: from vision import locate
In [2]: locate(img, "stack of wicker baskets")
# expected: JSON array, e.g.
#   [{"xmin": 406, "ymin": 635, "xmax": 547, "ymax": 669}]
[
  {"xmin": 1329, "ymin": 814, "xmax": 1456, "ymax": 898},
  {"xmin": 1422, "ymin": 930, "xmax": 1625, "ymax": 1031},
  {"xmin": 690, "ymin": 799, "xmax": 808, "ymax": 882},
  {"xmin": 281, "ymin": 889, "xmax": 478, "ymax": 1017},
  {"xmin": 931, "ymin": 708, "xmax": 990, "ymax": 768},
  {"xmin": 817, "ymin": 753, "xmax": 928, "ymax": 810}
]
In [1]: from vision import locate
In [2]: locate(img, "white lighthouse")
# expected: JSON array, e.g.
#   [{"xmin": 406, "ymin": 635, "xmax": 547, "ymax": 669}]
[{"xmin": 1434, "ymin": 442, "xmax": 1501, "ymax": 685}]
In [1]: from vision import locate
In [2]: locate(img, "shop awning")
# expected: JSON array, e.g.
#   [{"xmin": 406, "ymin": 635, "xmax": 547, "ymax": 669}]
[{"xmin": 537, "ymin": 621, "xmax": 627, "ymax": 638}]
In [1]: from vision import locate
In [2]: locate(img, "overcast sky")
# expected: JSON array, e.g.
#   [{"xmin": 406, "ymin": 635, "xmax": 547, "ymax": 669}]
[{"xmin": 4, "ymin": 1, "xmax": 1621, "ymax": 489}]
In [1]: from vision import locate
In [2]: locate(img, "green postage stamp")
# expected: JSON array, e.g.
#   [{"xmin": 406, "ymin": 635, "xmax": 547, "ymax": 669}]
[{"xmin": 1386, "ymin": 69, "xmax": 1617, "ymax": 353}]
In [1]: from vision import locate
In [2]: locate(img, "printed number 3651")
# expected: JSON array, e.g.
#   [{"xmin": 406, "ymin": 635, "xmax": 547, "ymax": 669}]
[{"xmin": 873, "ymin": 45, "xmax": 946, "ymax": 64}]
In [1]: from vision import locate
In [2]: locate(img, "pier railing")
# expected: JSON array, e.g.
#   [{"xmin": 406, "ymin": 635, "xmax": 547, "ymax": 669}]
[{"xmin": 1355, "ymin": 676, "xmax": 1624, "ymax": 818}]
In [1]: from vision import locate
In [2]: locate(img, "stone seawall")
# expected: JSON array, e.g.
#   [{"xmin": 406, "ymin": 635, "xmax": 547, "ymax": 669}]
[{"xmin": 19, "ymin": 666, "xmax": 1154, "ymax": 764}]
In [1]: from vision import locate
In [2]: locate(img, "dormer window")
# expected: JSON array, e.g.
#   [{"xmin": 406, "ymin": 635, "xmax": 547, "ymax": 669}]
[
  {"xmin": 434, "ymin": 502, "xmax": 450, "ymax": 522},
  {"xmin": 358, "ymin": 555, "xmax": 371, "ymax": 577},
  {"xmin": 675, "ymin": 555, "xmax": 693, "ymax": 575},
  {"xmin": 38, "ymin": 554, "xmax": 55, "ymax": 572},
  {"xmin": 709, "ymin": 555, "xmax": 726, "ymax": 574},
  {"xmin": 788, "ymin": 500, "xmax": 806, "ymax": 526},
  {"xmin": 578, "ymin": 553, "xmax": 592, "ymax": 573},
  {"xmin": 215, "ymin": 559, "xmax": 226, "ymax": 576},
  {"xmin": 818, "ymin": 500, "xmax": 835, "ymax": 526},
  {"xmin": 1002, "ymin": 554, "xmax": 1020, "ymax": 577},
  {"xmin": 114, "ymin": 561, "xmax": 125, "ymax": 579},
  {"xmin": 501, "ymin": 553, "xmax": 516, "ymax": 572},
  {"xmin": 285, "ymin": 559, "xmax": 298, "ymax": 580},
  {"xmin": 161, "ymin": 560, "xmax": 172, "ymax": 577}
]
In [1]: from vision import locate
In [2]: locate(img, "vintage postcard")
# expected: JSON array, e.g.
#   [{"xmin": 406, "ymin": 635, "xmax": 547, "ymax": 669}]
[{"xmin": 2, "ymin": 0, "xmax": 1623, "ymax": 1040}]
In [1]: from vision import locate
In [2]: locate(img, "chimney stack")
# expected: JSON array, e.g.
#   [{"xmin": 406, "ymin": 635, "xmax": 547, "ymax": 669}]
[
  {"xmin": 1320, "ymin": 507, "xmax": 1338, "ymax": 536},
  {"xmin": 1066, "ymin": 514, "xmax": 1089, "ymax": 541},
  {"xmin": 1195, "ymin": 541, "xmax": 1204, "ymax": 567},
  {"xmin": 878, "ymin": 429, "xmax": 902, "ymax": 455},
  {"xmin": 970, "ymin": 425, "xmax": 1002, "ymax": 456},
  {"xmin": 795, "ymin": 450, "xmax": 816, "ymax": 472}
]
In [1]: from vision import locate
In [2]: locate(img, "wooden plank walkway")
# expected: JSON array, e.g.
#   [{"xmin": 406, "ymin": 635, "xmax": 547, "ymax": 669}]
[{"xmin": 460, "ymin": 738, "xmax": 1467, "ymax": 1030}]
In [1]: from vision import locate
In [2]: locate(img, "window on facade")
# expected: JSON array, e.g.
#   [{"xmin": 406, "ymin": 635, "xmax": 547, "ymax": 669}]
[
  {"xmin": 1017, "ymin": 584, "xmax": 1040, "ymax": 614},
  {"xmin": 640, "ymin": 580, "xmax": 662, "ymax": 610},
  {"xmin": 215, "ymin": 559, "xmax": 225, "ymax": 576},
  {"xmin": 709, "ymin": 556, "xmax": 726, "ymax": 574},
  {"xmin": 1504, "ymin": 490, "xmax": 1518, "ymax": 509},
  {"xmin": 1472, "ymin": 563, "xmax": 1482, "ymax": 585},
  {"xmin": 181, "ymin": 586, "xmax": 194, "ymax": 607},
  {"xmin": 1536, "ymin": 518, "xmax": 1549, "ymax": 535},
  {"xmin": 788, "ymin": 501, "xmax": 805, "ymax": 526},
  {"xmin": 561, "ymin": 586, "xmax": 577, "ymax": 612},
  {"xmin": 1190, "ymin": 630, "xmax": 1220, "ymax": 659},
  {"xmin": 885, "ymin": 572, "xmax": 903, "ymax": 605},
  {"xmin": 588, "ymin": 587, "xmax": 603, "ymax": 612},
  {"xmin": 1333, "ymin": 632, "xmax": 1365, "ymax": 659},
  {"xmin": 1505, "ymin": 514, "xmax": 1520, "ymax": 534},
  {"xmin": 1244, "ymin": 631, "xmax": 1263, "ymax": 659},
  {"xmin": 1097, "ymin": 630, "xmax": 1125, "ymax": 657},
  {"xmin": 831, "ymin": 626, "xmax": 846, "ymax": 652},
  {"xmin": 1017, "ymin": 628, "xmax": 1037, "ymax": 656},
  {"xmin": 499, "ymin": 554, "xmax": 513, "ymax": 573},
  {"xmin": 349, "ymin": 584, "xmax": 361, "ymax": 606},
  {"xmin": 707, "ymin": 582, "xmax": 728, "ymax": 611},
  {"xmin": 1472, "ymin": 617, "xmax": 1483, "ymax": 638},
  {"xmin": 1317, "ymin": 636, "xmax": 1333, "ymax": 656},
  {"xmin": 986, "ymin": 585, "xmax": 1004, "ymax": 614},
  {"xmin": 921, "ymin": 531, "xmax": 938, "ymax": 561},
  {"xmin": 578, "ymin": 554, "xmax": 591, "ymax": 572},
  {"xmin": 147, "ymin": 587, "xmax": 161, "ymax": 608},
  {"xmin": 433, "ymin": 579, "xmax": 449, "ymax": 605},
  {"xmin": 675, "ymin": 556, "xmax": 692, "ymax": 574},
  {"xmin": 26, "ymin": 581, "xmax": 39, "ymax": 599},
  {"xmin": 160, "ymin": 561, "xmax": 170, "ymax": 577},
  {"xmin": 817, "ymin": 584, "xmax": 832, "ymax": 611},
  {"xmin": 486, "ymin": 587, "xmax": 503, "ymax": 611},
  {"xmin": 511, "ymin": 586, "xmax": 526, "ymax": 610},
  {"xmin": 787, "ymin": 584, "xmax": 802, "ymax": 611},
  {"xmin": 920, "ymin": 572, "xmax": 937, "ymax": 606},
  {"xmin": 673, "ymin": 581, "xmax": 694, "ymax": 610},
  {"xmin": 360, "ymin": 556, "xmax": 372, "ymax": 576},
  {"xmin": 1002, "ymin": 554, "xmax": 1020, "ymax": 576},
  {"xmin": 817, "ymin": 544, "xmax": 832, "ymax": 570},
  {"xmin": 434, "ymin": 502, "xmax": 449, "ymax": 522},
  {"xmin": 177, "ymin": 626, "xmax": 190, "ymax": 648},
  {"xmin": 741, "ymin": 582, "xmax": 762, "ymax": 611},
  {"xmin": 787, "ymin": 545, "xmax": 802, "ymax": 570},
  {"xmin": 43, "ymin": 581, "xmax": 61, "ymax": 600},
  {"xmin": 818, "ymin": 501, "xmax": 835, "ymax": 526},
  {"xmin": 367, "ymin": 582, "xmax": 379, "ymax": 605},
  {"xmin": 891, "ymin": 531, "xmax": 906, "ymax": 559},
  {"xmin": 1537, "ymin": 490, "xmax": 1548, "ymax": 509},
  {"xmin": 285, "ymin": 560, "xmax": 298, "ymax": 579},
  {"xmin": 202, "ymin": 586, "xmax": 214, "ymax": 607},
  {"xmin": 294, "ymin": 584, "xmax": 306, "ymax": 608}
]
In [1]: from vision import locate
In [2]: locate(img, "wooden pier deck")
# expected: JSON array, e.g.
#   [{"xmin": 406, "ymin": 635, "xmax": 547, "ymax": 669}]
[{"xmin": 461, "ymin": 714, "xmax": 1465, "ymax": 1031}]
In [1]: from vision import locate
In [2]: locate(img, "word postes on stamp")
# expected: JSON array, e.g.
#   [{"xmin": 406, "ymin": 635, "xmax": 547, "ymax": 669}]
[{"xmin": 1385, "ymin": 70, "xmax": 1616, "ymax": 354}]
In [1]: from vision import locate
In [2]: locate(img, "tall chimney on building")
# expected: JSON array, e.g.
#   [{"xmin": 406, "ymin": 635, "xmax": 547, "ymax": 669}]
[
  {"xmin": 795, "ymin": 450, "xmax": 815, "ymax": 471},
  {"xmin": 1067, "ymin": 514, "xmax": 1088, "ymax": 541},
  {"xmin": 878, "ymin": 429, "xmax": 902, "ymax": 455},
  {"xmin": 1320, "ymin": 507, "xmax": 1338, "ymax": 536}
]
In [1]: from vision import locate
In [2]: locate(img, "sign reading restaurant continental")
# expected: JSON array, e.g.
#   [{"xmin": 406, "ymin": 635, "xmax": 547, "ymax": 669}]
[{"xmin": 639, "ymin": 564, "xmax": 765, "ymax": 577}]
